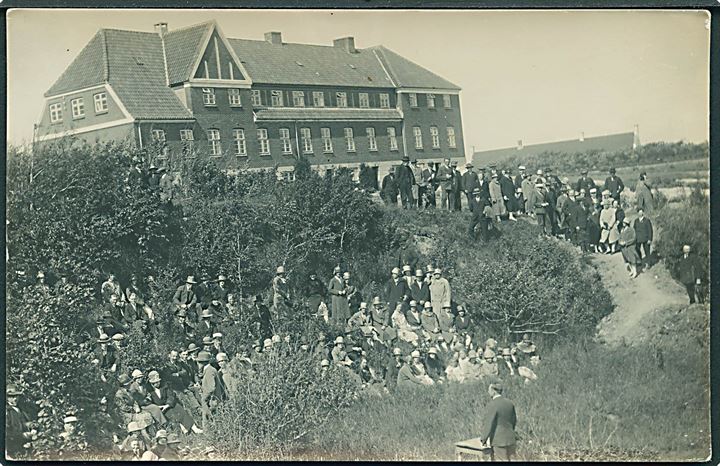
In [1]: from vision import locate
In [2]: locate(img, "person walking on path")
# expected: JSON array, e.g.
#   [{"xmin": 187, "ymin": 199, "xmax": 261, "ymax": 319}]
[
  {"xmin": 618, "ymin": 218, "xmax": 640, "ymax": 278},
  {"xmin": 632, "ymin": 209, "xmax": 653, "ymax": 268},
  {"xmin": 479, "ymin": 382, "xmax": 518, "ymax": 461},
  {"xmin": 676, "ymin": 245, "xmax": 706, "ymax": 304}
]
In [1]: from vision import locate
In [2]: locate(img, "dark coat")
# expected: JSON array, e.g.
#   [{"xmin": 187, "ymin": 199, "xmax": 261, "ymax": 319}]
[
  {"xmin": 396, "ymin": 164, "xmax": 416, "ymax": 188},
  {"xmin": 381, "ymin": 174, "xmax": 399, "ymax": 199},
  {"xmin": 604, "ymin": 176, "xmax": 625, "ymax": 197},
  {"xmin": 632, "ymin": 217, "xmax": 653, "ymax": 243},
  {"xmin": 676, "ymin": 254, "xmax": 704, "ymax": 285},
  {"xmin": 575, "ymin": 176, "xmax": 596, "ymax": 194},
  {"xmin": 480, "ymin": 395, "xmax": 518, "ymax": 447},
  {"xmin": 384, "ymin": 278, "xmax": 409, "ymax": 311},
  {"xmin": 173, "ymin": 285, "xmax": 197, "ymax": 307},
  {"xmin": 409, "ymin": 280, "xmax": 431, "ymax": 304},
  {"xmin": 462, "ymin": 171, "xmax": 480, "ymax": 193}
]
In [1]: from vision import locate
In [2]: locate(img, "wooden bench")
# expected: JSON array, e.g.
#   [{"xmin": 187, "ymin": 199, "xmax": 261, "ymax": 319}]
[{"xmin": 455, "ymin": 437, "xmax": 492, "ymax": 461}]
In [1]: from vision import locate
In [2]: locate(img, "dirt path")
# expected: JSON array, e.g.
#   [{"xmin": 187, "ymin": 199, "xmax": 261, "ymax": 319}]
[{"xmin": 593, "ymin": 251, "xmax": 688, "ymax": 345}]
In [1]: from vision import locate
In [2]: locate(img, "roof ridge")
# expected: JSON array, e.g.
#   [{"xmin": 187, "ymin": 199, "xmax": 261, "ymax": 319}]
[
  {"xmin": 165, "ymin": 20, "xmax": 214, "ymax": 36},
  {"xmin": 228, "ymin": 37, "xmax": 365, "ymax": 51},
  {"xmin": 101, "ymin": 29, "xmax": 109, "ymax": 82},
  {"xmin": 376, "ymin": 45, "xmax": 460, "ymax": 90}
]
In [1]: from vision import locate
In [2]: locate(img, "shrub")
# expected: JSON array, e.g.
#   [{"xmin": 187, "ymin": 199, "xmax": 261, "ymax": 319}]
[{"xmin": 205, "ymin": 344, "xmax": 357, "ymax": 458}]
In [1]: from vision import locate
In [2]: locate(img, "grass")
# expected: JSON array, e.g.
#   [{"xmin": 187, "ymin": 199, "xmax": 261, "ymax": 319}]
[
  {"xmin": 576, "ymin": 158, "xmax": 709, "ymax": 190},
  {"xmin": 308, "ymin": 315, "xmax": 710, "ymax": 461}
]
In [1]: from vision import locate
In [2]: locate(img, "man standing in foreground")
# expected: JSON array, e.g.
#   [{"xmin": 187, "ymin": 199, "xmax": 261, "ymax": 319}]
[{"xmin": 479, "ymin": 382, "xmax": 517, "ymax": 461}]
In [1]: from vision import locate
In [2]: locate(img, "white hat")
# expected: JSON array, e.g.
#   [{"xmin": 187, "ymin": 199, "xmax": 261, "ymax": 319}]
[
  {"xmin": 185, "ymin": 275, "xmax": 197, "ymax": 284},
  {"xmin": 409, "ymin": 300, "xmax": 417, "ymax": 307},
  {"xmin": 372, "ymin": 296, "xmax": 383, "ymax": 305},
  {"xmin": 359, "ymin": 302, "xmax": 368, "ymax": 309},
  {"xmin": 216, "ymin": 352, "xmax": 228, "ymax": 362},
  {"xmin": 333, "ymin": 266, "xmax": 341, "ymax": 273},
  {"xmin": 276, "ymin": 266, "xmax": 285, "ymax": 274},
  {"xmin": 212, "ymin": 332, "xmax": 223, "ymax": 339},
  {"xmin": 37, "ymin": 271, "xmax": 45, "ymax": 278},
  {"xmin": 393, "ymin": 348, "xmax": 402, "ymax": 356},
  {"xmin": 263, "ymin": 338, "xmax": 273, "ymax": 349},
  {"xmin": 64, "ymin": 416, "xmax": 78, "ymax": 423},
  {"xmin": 131, "ymin": 369, "xmax": 144, "ymax": 379},
  {"xmin": 483, "ymin": 348, "xmax": 496, "ymax": 359},
  {"xmin": 334, "ymin": 336, "xmax": 344, "ymax": 344},
  {"xmin": 391, "ymin": 267, "xmax": 400, "ymax": 274},
  {"xmin": 343, "ymin": 272, "xmax": 351, "ymax": 279},
  {"xmin": 411, "ymin": 350, "xmax": 421, "ymax": 358},
  {"xmin": 428, "ymin": 347, "xmax": 438, "ymax": 355},
  {"xmin": 423, "ymin": 301, "xmax": 433, "ymax": 309},
  {"xmin": 402, "ymin": 265, "xmax": 411, "ymax": 272},
  {"xmin": 537, "ymin": 169, "xmax": 544, "ymax": 175},
  {"xmin": 217, "ymin": 274, "xmax": 227, "ymax": 281},
  {"xmin": 320, "ymin": 359, "xmax": 330, "ymax": 367},
  {"xmin": 518, "ymin": 165, "xmax": 526, "ymax": 170},
  {"xmin": 433, "ymin": 268, "xmax": 442, "ymax": 274}
]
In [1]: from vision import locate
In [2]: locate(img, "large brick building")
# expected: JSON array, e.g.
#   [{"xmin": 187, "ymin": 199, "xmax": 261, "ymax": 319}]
[{"xmin": 37, "ymin": 20, "xmax": 465, "ymax": 180}]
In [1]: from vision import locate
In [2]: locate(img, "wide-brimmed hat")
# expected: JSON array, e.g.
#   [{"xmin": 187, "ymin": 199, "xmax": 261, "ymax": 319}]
[
  {"xmin": 97, "ymin": 333, "xmax": 111, "ymax": 344},
  {"xmin": 372, "ymin": 296, "xmax": 383, "ymax": 305},
  {"xmin": 409, "ymin": 300, "xmax": 417, "ymax": 307},
  {"xmin": 127, "ymin": 421, "xmax": 143, "ymax": 433},
  {"xmin": 216, "ymin": 352, "xmax": 228, "ymax": 362},
  {"xmin": 202, "ymin": 336, "xmax": 213, "ymax": 345},
  {"xmin": 334, "ymin": 336, "xmax": 345, "ymax": 345},
  {"xmin": 212, "ymin": 332, "xmax": 223, "ymax": 339},
  {"xmin": 148, "ymin": 371, "xmax": 161, "ymax": 383},
  {"xmin": 196, "ymin": 351, "xmax": 212, "ymax": 363},
  {"xmin": 201, "ymin": 309, "xmax": 213, "ymax": 318},
  {"xmin": 185, "ymin": 275, "xmax": 197, "ymax": 284},
  {"xmin": 411, "ymin": 350, "xmax": 421, "ymax": 358},
  {"xmin": 6, "ymin": 384, "xmax": 23, "ymax": 396},
  {"xmin": 187, "ymin": 343, "xmax": 200, "ymax": 353},
  {"xmin": 391, "ymin": 267, "xmax": 400, "ymax": 275},
  {"xmin": 131, "ymin": 369, "xmax": 144, "ymax": 379},
  {"xmin": 518, "ymin": 165, "xmax": 526, "ymax": 170}
]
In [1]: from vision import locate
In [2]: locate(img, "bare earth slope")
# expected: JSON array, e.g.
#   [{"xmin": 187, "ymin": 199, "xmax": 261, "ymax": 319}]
[{"xmin": 593, "ymin": 252, "xmax": 688, "ymax": 345}]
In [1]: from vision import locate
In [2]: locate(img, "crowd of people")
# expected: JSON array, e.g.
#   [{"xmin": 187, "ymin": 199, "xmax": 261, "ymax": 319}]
[{"xmin": 8, "ymin": 155, "xmax": 704, "ymax": 460}]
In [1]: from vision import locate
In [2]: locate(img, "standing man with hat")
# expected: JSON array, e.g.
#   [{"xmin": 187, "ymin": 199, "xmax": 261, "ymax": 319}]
[
  {"xmin": 6, "ymin": 384, "xmax": 36, "ymax": 458},
  {"xmin": 328, "ymin": 266, "xmax": 348, "ymax": 325},
  {"xmin": 676, "ymin": 245, "xmax": 706, "ymax": 304},
  {"xmin": 411, "ymin": 159, "xmax": 423, "ymax": 207},
  {"xmin": 436, "ymin": 158, "xmax": 454, "ymax": 210},
  {"xmin": 196, "ymin": 351, "xmax": 224, "ymax": 427},
  {"xmin": 514, "ymin": 166, "xmax": 526, "ymax": 192},
  {"xmin": 173, "ymin": 276, "xmax": 199, "ymax": 322},
  {"xmin": 521, "ymin": 170, "xmax": 534, "ymax": 215},
  {"xmin": 410, "ymin": 269, "xmax": 431, "ymax": 307},
  {"xmin": 479, "ymin": 382, "xmax": 518, "ymax": 461},
  {"xmin": 532, "ymin": 181, "xmax": 551, "ymax": 237},
  {"xmin": 461, "ymin": 162, "xmax": 480, "ymax": 211},
  {"xmin": 604, "ymin": 167, "xmax": 625, "ymax": 201},
  {"xmin": 396, "ymin": 156, "xmax": 416, "ymax": 209},
  {"xmin": 420, "ymin": 161, "xmax": 436, "ymax": 208},
  {"xmin": 450, "ymin": 161, "xmax": 462, "ymax": 211},
  {"xmin": 272, "ymin": 266, "xmax": 290, "ymax": 315},
  {"xmin": 381, "ymin": 166, "xmax": 399, "ymax": 205}
]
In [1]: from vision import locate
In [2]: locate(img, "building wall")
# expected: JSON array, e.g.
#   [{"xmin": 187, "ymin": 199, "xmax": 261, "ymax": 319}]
[
  {"xmin": 37, "ymin": 85, "xmax": 128, "ymax": 139},
  {"xmin": 398, "ymin": 91, "xmax": 465, "ymax": 163},
  {"xmin": 250, "ymin": 84, "xmax": 398, "ymax": 109}
]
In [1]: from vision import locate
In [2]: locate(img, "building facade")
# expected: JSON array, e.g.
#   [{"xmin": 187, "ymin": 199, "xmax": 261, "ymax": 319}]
[{"xmin": 37, "ymin": 21, "xmax": 465, "ymax": 180}]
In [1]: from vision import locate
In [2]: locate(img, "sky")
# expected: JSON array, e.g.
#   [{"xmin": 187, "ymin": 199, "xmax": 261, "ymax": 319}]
[{"xmin": 6, "ymin": 9, "xmax": 710, "ymax": 154}]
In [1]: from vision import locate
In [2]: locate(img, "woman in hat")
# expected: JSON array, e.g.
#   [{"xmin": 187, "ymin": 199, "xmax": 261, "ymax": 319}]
[
  {"xmin": 618, "ymin": 217, "xmax": 640, "ymax": 278},
  {"xmin": 391, "ymin": 303, "xmax": 419, "ymax": 344},
  {"xmin": 599, "ymin": 200, "xmax": 618, "ymax": 253}
]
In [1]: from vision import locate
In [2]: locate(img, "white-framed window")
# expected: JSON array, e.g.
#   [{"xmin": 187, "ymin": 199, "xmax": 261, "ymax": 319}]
[
  {"xmin": 282, "ymin": 170, "xmax": 296, "ymax": 182},
  {"xmin": 233, "ymin": 129, "xmax": 247, "ymax": 156},
  {"xmin": 180, "ymin": 129, "xmax": 195, "ymax": 155},
  {"xmin": 312, "ymin": 91, "xmax": 325, "ymax": 107},
  {"xmin": 292, "ymin": 91, "xmax": 305, "ymax": 107},
  {"xmin": 427, "ymin": 93, "xmax": 436, "ymax": 108},
  {"xmin": 366, "ymin": 127, "xmax": 377, "ymax": 152},
  {"xmin": 202, "ymin": 88, "xmax": 216, "ymax": 106},
  {"xmin": 344, "ymin": 127, "xmax": 356, "ymax": 152},
  {"xmin": 336, "ymin": 92, "xmax": 348, "ymax": 108},
  {"xmin": 71, "ymin": 98, "xmax": 85, "ymax": 119},
  {"xmin": 271, "ymin": 90, "xmax": 283, "ymax": 107},
  {"xmin": 251, "ymin": 90, "xmax": 262, "ymax": 106},
  {"xmin": 387, "ymin": 127, "xmax": 398, "ymax": 151},
  {"xmin": 447, "ymin": 127, "xmax": 457, "ymax": 148},
  {"xmin": 379, "ymin": 93, "xmax": 390, "ymax": 109},
  {"xmin": 321, "ymin": 127, "xmax": 333, "ymax": 153},
  {"xmin": 257, "ymin": 128, "xmax": 270, "ymax": 155},
  {"xmin": 49, "ymin": 102, "xmax": 63, "ymax": 123},
  {"xmin": 300, "ymin": 127, "xmax": 313, "ymax": 154},
  {"xmin": 228, "ymin": 88, "xmax": 242, "ymax": 107},
  {"xmin": 207, "ymin": 129, "xmax": 222, "ymax": 156},
  {"xmin": 359, "ymin": 93, "xmax": 369, "ymax": 108},
  {"xmin": 280, "ymin": 128, "xmax": 293, "ymax": 155},
  {"xmin": 408, "ymin": 93, "xmax": 418, "ymax": 107},
  {"xmin": 430, "ymin": 126, "xmax": 440, "ymax": 148},
  {"xmin": 413, "ymin": 126, "xmax": 423, "ymax": 149},
  {"xmin": 443, "ymin": 94, "xmax": 452, "ymax": 109},
  {"xmin": 151, "ymin": 129, "xmax": 166, "ymax": 143},
  {"xmin": 94, "ymin": 93, "xmax": 108, "ymax": 113}
]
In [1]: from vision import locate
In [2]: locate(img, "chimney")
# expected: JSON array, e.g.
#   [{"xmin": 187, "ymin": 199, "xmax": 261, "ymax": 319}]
[
  {"xmin": 517, "ymin": 139, "xmax": 523, "ymax": 151},
  {"xmin": 264, "ymin": 32, "xmax": 282, "ymax": 45},
  {"xmin": 333, "ymin": 37, "xmax": 356, "ymax": 53},
  {"xmin": 579, "ymin": 132, "xmax": 585, "ymax": 142},
  {"xmin": 633, "ymin": 124, "xmax": 640, "ymax": 150},
  {"xmin": 154, "ymin": 22, "xmax": 168, "ymax": 37}
]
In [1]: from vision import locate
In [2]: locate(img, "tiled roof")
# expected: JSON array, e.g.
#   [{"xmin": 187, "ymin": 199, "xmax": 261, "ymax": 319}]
[
  {"xmin": 472, "ymin": 132, "xmax": 636, "ymax": 167},
  {"xmin": 45, "ymin": 31, "xmax": 108, "ymax": 97},
  {"xmin": 254, "ymin": 107, "xmax": 402, "ymax": 121},
  {"xmin": 103, "ymin": 29, "xmax": 193, "ymax": 120},
  {"xmin": 164, "ymin": 22, "xmax": 213, "ymax": 85},
  {"xmin": 229, "ymin": 38, "xmax": 395, "ymax": 88},
  {"xmin": 370, "ymin": 46, "xmax": 460, "ymax": 90}
]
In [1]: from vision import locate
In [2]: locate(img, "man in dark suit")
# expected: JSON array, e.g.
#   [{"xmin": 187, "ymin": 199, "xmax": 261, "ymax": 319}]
[
  {"xmin": 381, "ymin": 167, "xmax": 399, "ymax": 205},
  {"xmin": 396, "ymin": 156, "xmax": 416, "ymax": 209},
  {"xmin": 479, "ymin": 382, "xmax": 518, "ymax": 461},
  {"xmin": 420, "ymin": 161, "xmax": 436, "ymax": 208},
  {"xmin": 450, "ymin": 161, "xmax": 462, "ymax": 211},
  {"xmin": 384, "ymin": 267, "xmax": 409, "ymax": 315},
  {"xmin": 676, "ymin": 245, "xmax": 705, "ymax": 304},
  {"xmin": 575, "ymin": 169, "xmax": 595, "ymax": 196},
  {"xmin": 409, "ymin": 269, "xmax": 431, "ymax": 306},
  {"xmin": 604, "ymin": 167, "xmax": 625, "ymax": 201},
  {"xmin": 461, "ymin": 163, "xmax": 480, "ymax": 210}
]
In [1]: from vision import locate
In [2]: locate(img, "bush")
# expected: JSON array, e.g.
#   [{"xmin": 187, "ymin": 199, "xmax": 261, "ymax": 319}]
[{"xmin": 206, "ymin": 344, "xmax": 357, "ymax": 458}]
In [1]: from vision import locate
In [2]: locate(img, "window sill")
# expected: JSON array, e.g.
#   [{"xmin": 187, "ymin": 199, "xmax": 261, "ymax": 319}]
[
  {"xmin": 209, "ymin": 154, "xmax": 223, "ymax": 158},
  {"xmin": 95, "ymin": 110, "xmax": 109, "ymax": 115},
  {"xmin": 259, "ymin": 153, "xmax": 272, "ymax": 157},
  {"xmin": 282, "ymin": 152, "xmax": 294, "ymax": 156},
  {"xmin": 323, "ymin": 151, "xmax": 334, "ymax": 155},
  {"xmin": 50, "ymin": 121, "xmax": 63, "ymax": 125},
  {"xmin": 346, "ymin": 150, "xmax": 357, "ymax": 154},
  {"xmin": 72, "ymin": 116, "xmax": 85, "ymax": 120},
  {"xmin": 390, "ymin": 148, "xmax": 399, "ymax": 152},
  {"xmin": 204, "ymin": 104, "xmax": 218, "ymax": 108},
  {"xmin": 229, "ymin": 105, "xmax": 243, "ymax": 108},
  {"xmin": 236, "ymin": 154, "xmax": 248, "ymax": 158}
]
